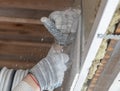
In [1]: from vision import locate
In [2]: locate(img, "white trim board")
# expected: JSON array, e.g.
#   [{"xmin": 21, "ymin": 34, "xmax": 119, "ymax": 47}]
[{"xmin": 71, "ymin": 0, "xmax": 120, "ymax": 91}]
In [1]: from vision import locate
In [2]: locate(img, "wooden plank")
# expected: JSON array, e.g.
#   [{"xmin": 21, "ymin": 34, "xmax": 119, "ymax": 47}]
[
  {"xmin": 0, "ymin": 59, "xmax": 37, "ymax": 69},
  {"xmin": 0, "ymin": 40, "xmax": 52, "ymax": 47},
  {"xmin": 93, "ymin": 41, "xmax": 120, "ymax": 91},
  {"xmin": 0, "ymin": 24, "xmax": 51, "ymax": 37},
  {"xmin": 0, "ymin": 8, "xmax": 52, "ymax": 24},
  {"xmin": 87, "ymin": 23, "xmax": 120, "ymax": 91},
  {"xmin": 83, "ymin": 0, "xmax": 101, "ymax": 39},
  {"xmin": 73, "ymin": 0, "xmax": 81, "ymax": 8},
  {"xmin": 0, "ymin": 0, "xmax": 74, "ymax": 10},
  {"xmin": 0, "ymin": 16, "xmax": 42, "ymax": 24},
  {"xmin": 0, "ymin": 22, "xmax": 53, "ymax": 69},
  {"xmin": 0, "ymin": 41, "xmax": 50, "ymax": 59},
  {"xmin": 0, "ymin": 23, "xmax": 54, "ymax": 43},
  {"xmin": 0, "ymin": 54, "xmax": 39, "ymax": 63},
  {"xmin": 0, "ymin": 41, "xmax": 51, "ymax": 69},
  {"xmin": 87, "ymin": 40, "xmax": 118, "ymax": 91},
  {"xmin": 0, "ymin": 7, "xmax": 51, "ymax": 19},
  {"xmin": 0, "ymin": 32, "xmax": 54, "ymax": 43},
  {"xmin": 0, "ymin": 39, "xmax": 51, "ymax": 69},
  {"xmin": 0, "ymin": 22, "xmax": 51, "ymax": 35}
]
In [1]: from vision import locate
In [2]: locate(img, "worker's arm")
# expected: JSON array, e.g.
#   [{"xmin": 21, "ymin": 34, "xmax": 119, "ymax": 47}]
[
  {"xmin": 12, "ymin": 74, "xmax": 40, "ymax": 91},
  {"xmin": 12, "ymin": 44, "xmax": 69, "ymax": 91},
  {"xmin": 12, "ymin": 44, "xmax": 68, "ymax": 91},
  {"xmin": 12, "ymin": 8, "xmax": 80, "ymax": 91},
  {"xmin": 23, "ymin": 74, "xmax": 40, "ymax": 91}
]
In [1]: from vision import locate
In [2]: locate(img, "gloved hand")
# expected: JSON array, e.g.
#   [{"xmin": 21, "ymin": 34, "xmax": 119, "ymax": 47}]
[
  {"xmin": 30, "ymin": 47, "xmax": 69, "ymax": 91},
  {"xmin": 41, "ymin": 9, "xmax": 80, "ymax": 46},
  {"xmin": 49, "ymin": 9, "xmax": 80, "ymax": 33}
]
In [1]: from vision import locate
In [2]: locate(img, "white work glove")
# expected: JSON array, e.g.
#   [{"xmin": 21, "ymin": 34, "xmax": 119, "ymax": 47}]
[
  {"xmin": 41, "ymin": 9, "xmax": 80, "ymax": 46},
  {"xmin": 30, "ymin": 48, "xmax": 69, "ymax": 91}
]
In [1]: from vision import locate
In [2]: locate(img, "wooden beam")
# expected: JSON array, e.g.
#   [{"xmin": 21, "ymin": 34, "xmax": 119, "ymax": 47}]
[
  {"xmin": 73, "ymin": 0, "xmax": 81, "ymax": 8},
  {"xmin": 93, "ymin": 41, "xmax": 120, "ymax": 91},
  {"xmin": 0, "ymin": 16, "xmax": 42, "ymax": 24},
  {"xmin": 0, "ymin": 8, "xmax": 51, "ymax": 19},
  {"xmin": 87, "ymin": 40, "xmax": 118, "ymax": 91},
  {"xmin": 0, "ymin": 40, "xmax": 52, "ymax": 47},
  {"xmin": 0, "ymin": 32, "xmax": 54, "ymax": 43},
  {"xmin": 0, "ymin": 22, "xmax": 54, "ymax": 44},
  {"xmin": 0, "ymin": 8, "xmax": 52, "ymax": 24},
  {"xmin": 0, "ymin": 0, "xmax": 74, "ymax": 10},
  {"xmin": 87, "ymin": 24, "xmax": 120, "ymax": 91},
  {"xmin": 0, "ymin": 41, "xmax": 50, "ymax": 57},
  {"xmin": 0, "ymin": 22, "xmax": 50, "ymax": 35},
  {"xmin": 0, "ymin": 59, "xmax": 36, "ymax": 69},
  {"xmin": 0, "ymin": 41, "xmax": 51, "ymax": 69},
  {"xmin": 0, "ymin": 39, "xmax": 51, "ymax": 69}
]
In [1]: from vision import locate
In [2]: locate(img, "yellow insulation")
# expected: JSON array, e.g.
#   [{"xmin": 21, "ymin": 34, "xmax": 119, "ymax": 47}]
[{"xmin": 82, "ymin": 3, "xmax": 120, "ymax": 91}]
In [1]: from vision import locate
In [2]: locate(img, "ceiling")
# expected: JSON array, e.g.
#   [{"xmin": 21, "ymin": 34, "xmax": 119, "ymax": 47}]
[
  {"xmin": 0, "ymin": 0, "xmax": 80, "ymax": 69},
  {"xmin": 0, "ymin": 0, "xmax": 120, "ymax": 91}
]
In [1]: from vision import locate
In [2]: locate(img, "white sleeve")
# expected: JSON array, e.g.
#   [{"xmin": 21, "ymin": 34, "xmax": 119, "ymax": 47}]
[{"xmin": 12, "ymin": 81, "xmax": 34, "ymax": 91}]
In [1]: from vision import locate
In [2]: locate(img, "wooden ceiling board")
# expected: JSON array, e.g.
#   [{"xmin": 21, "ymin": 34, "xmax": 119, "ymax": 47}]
[{"xmin": 0, "ymin": 0, "xmax": 74, "ymax": 10}]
